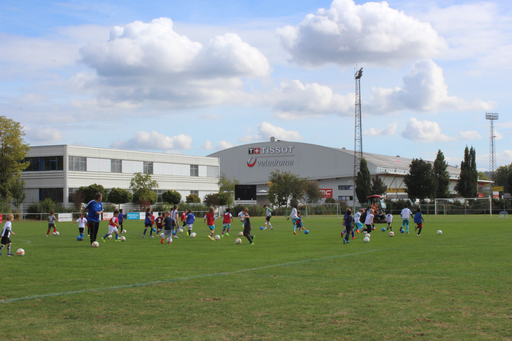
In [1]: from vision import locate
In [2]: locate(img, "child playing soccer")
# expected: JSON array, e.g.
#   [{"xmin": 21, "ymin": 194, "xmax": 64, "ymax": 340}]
[
  {"xmin": 155, "ymin": 212, "xmax": 164, "ymax": 234},
  {"xmin": 354, "ymin": 209, "xmax": 363, "ymax": 234},
  {"xmin": 414, "ymin": 208, "xmax": 425, "ymax": 236},
  {"xmin": 222, "ymin": 208, "xmax": 232, "ymax": 237},
  {"xmin": 204, "ymin": 206, "xmax": 218, "ymax": 241},
  {"xmin": 180, "ymin": 210, "xmax": 187, "ymax": 230},
  {"xmin": 170, "ymin": 205, "xmax": 179, "ymax": 239},
  {"xmin": 287, "ymin": 204, "xmax": 299, "ymax": 235},
  {"xmin": 143, "ymin": 207, "xmax": 152, "ymax": 238},
  {"xmin": 386, "ymin": 210, "xmax": 393, "ymax": 231},
  {"xmin": 364, "ymin": 209, "xmax": 374, "ymax": 234},
  {"xmin": 71, "ymin": 214, "xmax": 87, "ymax": 241},
  {"xmin": 102, "ymin": 210, "xmax": 120, "ymax": 242},
  {"xmin": 161, "ymin": 211, "xmax": 173, "ymax": 245},
  {"xmin": 342, "ymin": 211, "xmax": 356, "ymax": 240},
  {"xmin": 0, "ymin": 214, "xmax": 15, "ymax": 256},
  {"xmin": 46, "ymin": 210, "xmax": 59, "ymax": 236},
  {"xmin": 263, "ymin": 205, "xmax": 273, "ymax": 230},
  {"xmin": 237, "ymin": 210, "xmax": 245, "ymax": 229},
  {"xmin": 241, "ymin": 207, "xmax": 254, "ymax": 245},
  {"xmin": 186, "ymin": 210, "xmax": 196, "ymax": 236},
  {"xmin": 343, "ymin": 209, "xmax": 354, "ymax": 244},
  {"xmin": 401, "ymin": 204, "xmax": 413, "ymax": 234}
]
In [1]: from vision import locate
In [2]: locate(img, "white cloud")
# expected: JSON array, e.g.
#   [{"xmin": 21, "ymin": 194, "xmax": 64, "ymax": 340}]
[
  {"xmin": 201, "ymin": 140, "xmax": 214, "ymax": 150},
  {"xmin": 363, "ymin": 122, "xmax": 397, "ymax": 136},
  {"xmin": 370, "ymin": 60, "xmax": 494, "ymax": 114},
  {"xmin": 271, "ymin": 79, "xmax": 353, "ymax": 119},
  {"xmin": 111, "ymin": 131, "xmax": 192, "ymax": 151},
  {"xmin": 401, "ymin": 118, "xmax": 454, "ymax": 142},
  {"xmin": 457, "ymin": 131, "xmax": 481, "ymax": 140},
  {"xmin": 277, "ymin": 0, "xmax": 447, "ymax": 67},
  {"xmin": 240, "ymin": 122, "xmax": 302, "ymax": 142},
  {"xmin": 201, "ymin": 140, "xmax": 233, "ymax": 151},
  {"xmin": 25, "ymin": 126, "xmax": 65, "ymax": 144}
]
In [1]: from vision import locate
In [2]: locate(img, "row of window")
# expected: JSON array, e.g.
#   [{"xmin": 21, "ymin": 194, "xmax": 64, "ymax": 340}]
[
  {"xmin": 24, "ymin": 157, "xmax": 64, "ymax": 171},
  {"xmin": 338, "ymin": 196, "xmax": 354, "ymax": 201},
  {"xmin": 338, "ymin": 185, "xmax": 353, "ymax": 190}
]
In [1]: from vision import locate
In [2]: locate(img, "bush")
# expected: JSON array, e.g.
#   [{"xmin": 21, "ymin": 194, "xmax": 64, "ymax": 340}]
[
  {"xmin": 103, "ymin": 204, "xmax": 119, "ymax": 212},
  {"xmin": 162, "ymin": 190, "xmax": 181, "ymax": 205},
  {"xmin": 325, "ymin": 197, "xmax": 336, "ymax": 204},
  {"xmin": 232, "ymin": 205, "xmax": 266, "ymax": 217},
  {"xmin": 0, "ymin": 200, "xmax": 11, "ymax": 214},
  {"xmin": 186, "ymin": 194, "xmax": 200, "ymax": 204}
]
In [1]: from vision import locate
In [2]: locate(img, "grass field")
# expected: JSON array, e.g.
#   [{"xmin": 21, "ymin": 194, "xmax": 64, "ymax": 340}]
[{"xmin": 1, "ymin": 215, "xmax": 511, "ymax": 340}]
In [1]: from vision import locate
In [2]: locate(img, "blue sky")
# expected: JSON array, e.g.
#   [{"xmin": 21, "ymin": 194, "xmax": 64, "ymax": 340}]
[{"xmin": 1, "ymin": 0, "xmax": 511, "ymax": 171}]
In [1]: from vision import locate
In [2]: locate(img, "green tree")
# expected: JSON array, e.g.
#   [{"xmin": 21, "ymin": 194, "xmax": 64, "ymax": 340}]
[
  {"xmin": 494, "ymin": 164, "xmax": 512, "ymax": 187},
  {"xmin": 162, "ymin": 190, "xmax": 181, "ymax": 205},
  {"xmin": 355, "ymin": 158, "xmax": 372, "ymax": 204},
  {"xmin": 370, "ymin": 176, "xmax": 387, "ymax": 196},
  {"xmin": 506, "ymin": 171, "xmax": 512, "ymax": 195},
  {"xmin": 404, "ymin": 158, "xmax": 435, "ymax": 201},
  {"xmin": 203, "ymin": 193, "xmax": 220, "ymax": 207},
  {"xmin": 10, "ymin": 178, "xmax": 27, "ymax": 211},
  {"xmin": 129, "ymin": 172, "xmax": 159, "ymax": 192},
  {"xmin": 186, "ymin": 193, "xmax": 201, "ymax": 203},
  {"xmin": 0, "ymin": 116, "xmax": 30, "ymax": 200},
  {"xmin": 132, "ymin": 188, "xmax": 157, "ymax": 208},
  {"xmin": 77, "ymin": 184, "xmax": 109, "ymax": 203},
  {"xmin": 455, "ymin": 146, "xmax": 478, "ymax": 197},
  {"xmin": 218, "ymin": 174, "xmax": 239, "ymax": 207},
  {"xmin": 267, "ymin": 170, "xmax": 307, "ymax": 207},
  {"xmin": 304, "ymin": 181, "xmax": 323, "ymax": 203},
  {"xmin": 478, "ymin": 172, "xmax": 489, "ymax": 180},
  {"xmin": 432, "ymin": 150, "xmax": 451, "ymax": 198},
  {"xmin": 108, "ymin": 187, "xmax": 133, "ymax": 208}
]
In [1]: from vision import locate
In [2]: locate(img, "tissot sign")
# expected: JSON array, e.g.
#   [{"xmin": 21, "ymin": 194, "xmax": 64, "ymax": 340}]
[{"xmin": 247, "ymin": 145, "xmax": 295, "ymax": 168}]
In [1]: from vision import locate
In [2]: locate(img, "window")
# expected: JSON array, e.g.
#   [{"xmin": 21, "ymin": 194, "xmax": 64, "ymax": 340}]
[
  {"xmin": 144, "ymin": 161, "xmax": 153, "ymax": 174},
  {"xmin": 338, "ymin": 185, "xmax": 353, "ymax": 190},
  {"xmin": 111, "ymin": 159, "xmax": 122, "ymax": 173},
  {"xmin": 23, "ymin": 157, "xmax": 40, "ymax": 171},
  {"xmin": 338, "ymin": 196, "xmax": 353, "ymax": 201},
  {"xmin": 190, "ymin": 165, "xmax": 199, "ymax": 176},
  {"xmin": 24, "ymin": 156, "xmax": 63, "ymax": 171},
  {"xmin": 154, "ymin": 190, "xmax": 165, "ymax": 203},
  {"xmin": 69, "ymin": 156, "xmax": 86, "ymax": 171},
  {"xmin": 190, "ymin": 190, "xmax": 199, "ymax": 195},
  {"xmin": 40, "ymin": 188, "xmax": 63, "ymax": 203}
]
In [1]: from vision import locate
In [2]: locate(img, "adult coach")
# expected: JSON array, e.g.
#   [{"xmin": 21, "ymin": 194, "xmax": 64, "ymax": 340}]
[{"xmin": 82, "ymin": 193, "xmax": 104, "ymax": 245}]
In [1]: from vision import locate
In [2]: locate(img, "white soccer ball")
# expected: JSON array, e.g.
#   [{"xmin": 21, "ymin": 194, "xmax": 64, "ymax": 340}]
[
  {"xmin": 190, "ymin": 232, "xmax": 196, "ymax": 238},
  {"xmin": 122, "ymin": 229, "xmax": 127, "ymax": 234},
  {"xmin": 92, "ymin": 241, "xmax": 99, "ymax": 248},
  {"xmin": 363, "ymin": 236, "xmax": 370, "ymax": 243},
  {"xmin": 179, "ymin": 228, "xmax": 184, "ymax": 233},
  {"xmin": 16, "ymin": 248, "xmax": 25, "ymax": 256},
  {"xmin": 437, "ymin": 230, "xmax": 443, "ymax": 235},
  {"xmin": 107, "ymin": 235, "xmax": 112, "ymax": 240},
  {"xmin": 366, "ymin": 233, "xmax": 371, "ymax": 238},
  {"xmin": 120, "ymin": 236, "xmax": 126, "ymax": 242},
  {"xmin": 215, "ymin": 235, "xmax": 221, "ymax": 240},
  {"xmin": 159, "ymin": 232, "xmax": 164, "ymax": 237},
  {"xmin": 235, "ymin": 238, "xmax": 242, "ymax": 244},
  {"xmin": 389, "ymin": 231, "xmax": 394, "ymax": 237},
  {"xmin": 238, "ymin": 231, "xmax": 243, "ymax": 236},
  {"xmin": 55, "ymin": 231, "xmax": 60, "ymax": 236}
]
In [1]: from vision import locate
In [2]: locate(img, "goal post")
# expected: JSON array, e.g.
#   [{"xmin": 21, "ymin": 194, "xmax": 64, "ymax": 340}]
[{"xmin": 434, "ymin": 196, "xmax": 492, "ymax": 217}]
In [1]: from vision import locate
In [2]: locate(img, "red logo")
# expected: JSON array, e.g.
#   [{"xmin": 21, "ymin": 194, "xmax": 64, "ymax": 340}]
[
  {"xmin": 320, "ymin": 189, "xmax": 333, "ymax": 198},
  {"xmin": 247, "ymin": 157, "xmax": 256, "ymax": 167},
  {"xmin": 254, "ymin": 148, "xmax": 260, "ymax": 154}
]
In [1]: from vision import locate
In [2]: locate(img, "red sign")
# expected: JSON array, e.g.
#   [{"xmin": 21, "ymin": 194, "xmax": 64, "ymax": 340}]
[{"xmin": 320, "ymin": 189, "xmax": 333, "ymax": 198}]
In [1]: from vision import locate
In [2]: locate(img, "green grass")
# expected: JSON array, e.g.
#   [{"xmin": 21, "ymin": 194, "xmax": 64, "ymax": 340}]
[{"xmin": 1, "ymin": 215, "xmax": 512, "ymax": 340}]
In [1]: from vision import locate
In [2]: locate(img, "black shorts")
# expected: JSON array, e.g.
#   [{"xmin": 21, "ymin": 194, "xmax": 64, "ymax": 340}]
[
  {"xmin": 79, "ymin": 227, "xmax": 85, "ymax": 234},
  {"xmin": 1, "ymin": 236, "xmax": 11, "ymax": 245},
  {"xmin": 145, "ymin": 223, "xmax": 152, "ymax": 227},
  {"xmin": 48, "ymin": 223, "xmax": 55, "ymax": 229},
  {"xmin": 266, "ymin": 216, "xmax": 271, "ymax": 222},
  {"xmin": 119, "ymin": 222, "xmax": 123, "ymax": 228}
]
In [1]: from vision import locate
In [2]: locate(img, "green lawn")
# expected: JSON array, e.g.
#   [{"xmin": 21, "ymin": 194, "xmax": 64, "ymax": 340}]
[{"xmin": 1, "ymin": 215, "xmax": 511, "ymax": 340}]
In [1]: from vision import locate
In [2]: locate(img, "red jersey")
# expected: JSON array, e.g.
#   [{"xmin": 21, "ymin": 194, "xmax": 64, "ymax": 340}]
[
  {"xmin": 156, "ymin": 216, "xmax": 163, "ymax": 228},
  {"xmin": 223, "ymin": 212, "xmax": 232, "ymax": 224},
  {"xmin": 206, "ymin": 212, "xmax": 216, "ymax": 226},
  {"xmin": 109, "ymin": 216, "xmax": 118, "ymax": 227},
  {"xmin": 181, "ymin": 212, "xmax": 186, "ymax": 222}
]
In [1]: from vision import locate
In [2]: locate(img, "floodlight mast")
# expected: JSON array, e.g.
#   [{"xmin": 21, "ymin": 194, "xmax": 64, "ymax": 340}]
[
  {"xmin": 353, "ymin": 67, "xmax": 363, "ymax": 210},
  {"xmin": 485, "ymin": 113, "xmax": 499, "ymax": 180}
]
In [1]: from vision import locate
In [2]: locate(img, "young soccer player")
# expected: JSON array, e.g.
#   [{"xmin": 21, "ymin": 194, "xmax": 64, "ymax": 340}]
[
  {"xmin": 343, "ymin": 209, "xmax": 354, "ymax": 244},
  {"xmin": 222, "ymin": 208, "xmax": 232, "ymax": 237},
  {"xmin": 46, "ymin": 210, "xmax": 59, "ymax": 236},
  {"xmin": 354, "ymin": 209, "xmax": 363, "ymax": 234},
  {"xmin": 237, "ymin": 210, "xmax": 245, "ymax": 229},
  {"xmin": 102, "ymin": 210, "xmax": 120, "ymax": 242},
  {"xmin": 82, "ymin": 193, "xmax": 104, "ymax": 245},
  {"xmin": 241, "ymin": 207, "xmax": 254, "ymax": 245},
  {"xmin": 342, "ymin": 211, "xmax": 356, "ymax": 240},
  {"xmin": 0, "ymin": 214, "xmax": 15, "ymax": 256},
  {"xmin": 385, "ymin": 210, "xmax": 393, "ymax": 231},
  {"xmin": 186, "ymin": 210, "xmax": 196, "ymax": 236},
  {"xmin": 401, "ymin": 204, "xmax": 413, "ymax": 234},
  {"xmin": 150, "ymin": 212, "xmax": 156, "ymax": 237},
  {"xmin": 414, "ymin": 208, "xmax": 425, "ymax": 236},
  {"xmin": 204, "ymin": 206, "xmax": 218, "ymax": 241},
  {"xmin": 155, "ymin": 212, "xmax": 164, "ymax": 234},
  {"xmin": 161, "ymin": 211, "xmax": 173, "ymax": 245},
  {"xmin": 71, "ymin": 214, "xmax": 87, "ymax": 241},
  {"xmin": 170, "ymin": 205, "xmax": 179, "ymax": 239},
  {"xmin": 263, "ymin": 205, "xmax": 273, "ymax": 230},
  {"xmin": 364, "ymin": 209, "xmax": 374, "ymax": 234},
  {"xmin": 180, "ymin": 210, "xmax": 187, "ymax": 229},
  {"xmin": 118, "ymin": 209, "xmax": 124, "ymax": 233},
  {"xmin": 86, "ymin": 213, "xmax": 90, "ymax": 236},
  {"xmin": 142, "ymin": 207, "xmax": 152, "ymax": 238},
  {"xmin": 287, "ymin": 204, "xmax": 299, "ymax": 235}
]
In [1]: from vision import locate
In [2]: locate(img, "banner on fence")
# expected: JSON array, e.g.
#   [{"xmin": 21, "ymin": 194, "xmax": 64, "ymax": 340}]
[
  {"xmin": 58, "ymin": 213, "xmax": 73, "ymax": 222},
  {"xmin": 127, "ymin": 212, "xmax": 139, "ymax": 220},
  {"xmin": 103, "ymin": 212, "xmax": 113, "ymax": 220},
  {"xmin": 139, "ymin": 212, "xmax": 145, "ymax": 220}
]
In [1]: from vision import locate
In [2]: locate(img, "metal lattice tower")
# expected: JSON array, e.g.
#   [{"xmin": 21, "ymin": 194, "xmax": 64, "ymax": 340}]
[
  {"xmin": 353, "ymin": 68, "xmax": 363, "ymax": 208},
  {"xmin": 485, "ymin": 113, "xmax": 499, "ymax": 179}
]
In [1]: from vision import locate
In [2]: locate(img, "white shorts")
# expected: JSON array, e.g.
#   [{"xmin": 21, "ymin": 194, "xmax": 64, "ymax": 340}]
[
  {"xmin": 223, "ymin": 223, "xmax": 231, "ymax": 228},
  {"xmin": 187, "ymin": 224, "xmax": 193, "ymax": 228},
  {"xmin": 108, "ymin": 225, "xmax": 119, "ymax": 234}
]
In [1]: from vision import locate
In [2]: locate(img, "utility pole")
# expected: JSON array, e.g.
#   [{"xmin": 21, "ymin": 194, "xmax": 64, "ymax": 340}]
[
  {"xmin": 485, "ymin": 113, "xmax": 499, "ymax": 180},
  {"xmin": 353, "ymin": 67, "xmax": 363, "ymax": 211}
]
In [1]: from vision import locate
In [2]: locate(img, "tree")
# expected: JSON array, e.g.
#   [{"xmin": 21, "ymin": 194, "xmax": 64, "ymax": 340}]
[
  {"xmin": 478, "ymin": 172, "xmax": 489, "ymax": 181},
  {"xmin": 304, "ymin": 181, "xmax": 323, "ymax": 203},
  {"xmin": 162, "ymin": 190, "xmax": 181, "ymax": 205},
  {"xmin": 404, "ymin": 158, "xmax": 435, "ymax": 201},
  {"xmin": 0, "ymin": 116, "xmax": 30, "ymax": 200},
  {"xmin": 108, "ymin": 187, "xmax": 133, "ymax": 208},
  {"xmin": 132, "ymin": 188, "xmax": 157, "ymax": 209},
  {"xmin": 77, "ymin": 184, "xmax": 109, "ymax": 203},
  {"xmin": 370, "ymin": 177, "xmax": 387, "ymax": 196},
  {"xmin": 455, "ymin": 146, "xmax": 478, "ymax": 197},
  {"xmin": 432, "ymin": 150, "xmax": 451, "ymax": 198},
  {"xmin": 506, "ymin": 170, "xmax": 512, "ymax": 195},
  {"xmin": 355, "ymin": 158, "xmax": 371, "ymax": 204},
  {"xmin": 186, "ymin": 193, "xmax": 201, "ymax": 203},
  {"xmin": 494, "ymin": 164, "xmax": 512, "ymax": 187},
  {"xmin": 9, "ymin": 178, "xmax": 27, "ymax": 211},
  {"xmin": 129, "ymin": 172, "xmax": 159, "ymax": 192},
  {"xmin": 267, "ymin": 170, "xmax": 307, "ymax": 207},
  {"xmin": 69, "ymin": 191, "xmax": 84, "ymax": 211},
  {"xmin": 203, "ymin": 193, "xmax": 220, "ymax": 207},
  {"xmin": 218, "ymin": 174, "xmax": 239, "ymax": 207}
]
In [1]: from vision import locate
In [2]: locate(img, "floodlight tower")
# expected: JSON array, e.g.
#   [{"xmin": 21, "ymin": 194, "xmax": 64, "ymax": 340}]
[
  {"xmin": 485, "ymin": 113, "xmax": 499, "ymax": 179},
  {"xmin": 353, "ymin": 67, "xmax": 363, "ymax": 209}
]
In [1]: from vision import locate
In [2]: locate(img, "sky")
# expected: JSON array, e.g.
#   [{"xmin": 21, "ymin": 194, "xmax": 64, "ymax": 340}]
[{"xmin": 1, "ymin": 0, "xmax": 511, "ymax": 171}]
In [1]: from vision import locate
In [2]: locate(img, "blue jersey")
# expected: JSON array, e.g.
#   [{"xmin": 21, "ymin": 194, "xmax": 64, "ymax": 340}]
[
  {"xmin": 118, "ymin": 213, "xmax": 124, "ymax": 223},
  {"xmin": 145, "ymin": 212, "xmax": 152, "ymax": 224},
  {"xmin": 414, "ymin": 212, "xmax": 423, "ymax": 224},
  {"xmin": 85, "ymin": 200, "xmax": 103, "ymax": 222},
  {"xmin": 186, "ymin": 213, "xmax": 195, "ymax": 225}
]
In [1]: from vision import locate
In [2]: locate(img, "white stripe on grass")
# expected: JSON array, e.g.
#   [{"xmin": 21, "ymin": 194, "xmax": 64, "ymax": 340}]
[{"xmin": 0, "ymin": 248, "xmax": 380, "ymax": 304}]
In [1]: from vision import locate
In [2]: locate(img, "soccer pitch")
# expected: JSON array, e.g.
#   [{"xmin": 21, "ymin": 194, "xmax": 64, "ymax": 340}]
[{"xmin": 1, "ymin": 215, "xmax": 511, "ymax": 340}]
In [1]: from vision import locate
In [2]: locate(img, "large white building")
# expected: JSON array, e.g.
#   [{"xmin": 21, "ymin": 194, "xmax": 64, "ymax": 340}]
[
  {"xmin": 21, "ymin": 145, "xmax": 220, "ymax": 208},
  {"xmin": 208, "ymin": 139, "xmax": 463, "ymax": 206}
]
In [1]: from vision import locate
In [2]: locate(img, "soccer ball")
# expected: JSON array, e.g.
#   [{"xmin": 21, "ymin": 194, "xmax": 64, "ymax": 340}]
[
  {"xmin": 238, "ymin": 231, "xmax": 243, "ymax": 236},
  {"xmin": 120, "ymin": 236, "xmax": 126, "ymax": 242},
  {"xmin": 152, "ymin": 227, "xmax": 156, "ymax": 232},
  {"xmin": 381, "ymin": 227, "xmax": 386, "ymax": 232},
  {"xmin": 190, "ymin": 232, "xmax": 196, "ymax": 238},
  {"xmin": 92, "ymin": 241, "xmax": 99, "ymax": 248},
  {"xmin": 304, "ymin": 230, "xmax": 309, "ymax": 234},
  {"xmin": 437, "ymin": 230, "xmax": 443, "ymax": 235},
  {"xmin": 76, "ymin": 236, "xmax": 82, "ymax": 241},
  {"xmin": 389, "ymin": 231, "xmax": 394, "ymax": 237},
  {"xmin": 235, "ymin": 238, "xmax": 242, "ymax": 244},
  {"xmin": 179, "ymin": 228, "xmax": 184, "ymax": 233},
  {"xmin": 400, "ymin": 229, "xmax": 405, "ymax": 233},
  {"xmin": 260, "ymin": 226, "xmax": 264, "ymax": 230},
  {"xmin": 107, "ymin": 235, "xmax": 112, "ymax": 240},
  {"xmin": 366, "ymin": 234, "xmax": 371, "ymax": 238},
  {"xmin": 122, "ymin": 229, "xmax": 127, "ymax": 234},
  {"xmin": 215, "ymin": 235, "xmax": 221, "ymax": 240},
  {"xmin": 16, "ymin": 248, "xmax": 25, "ymax": 256},
  {"xmin": 363, "ymin": 236, "xmax": 370, "ymax": 243},
  {"xmin": 159, "ymin": 232, "xmax": 164, "ymax": 237},
  {"xmin": 54, "ymin": 231, "xmax": 60, "ymax": 236}
]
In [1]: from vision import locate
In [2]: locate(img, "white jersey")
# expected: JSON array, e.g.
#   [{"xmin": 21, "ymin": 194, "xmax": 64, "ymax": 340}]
[
  {"xmin": 386, "ymin": 214, "xmax": 393, "ymax": 223},
  {"xmin": 289, "ymin": 208, "xmax": 298, "ymax": 219},
  {"xmin": 238, "ymin": 211, "xmax": 244, "ymax": 220},
  {"xmin": 76, "ymin": 217, "xmax": 87, "ymax": 228},
  {"xmin": 354, "ymin": 212, "xmax": 361, "ymax": 223},
  {"xmin": 1, "ymin": 221, "xmax": 12, "ymax": 238},
  {"xmin": 364, "ymin": 213, "xmax": 374, "ymax": 225},
  {"xmin": 266, "ymin": 207, "xmax": 272, "ymax": 217},
  {"xmin": 401, "ymin": 208, "xmax": 413, "ymax": 220}
]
